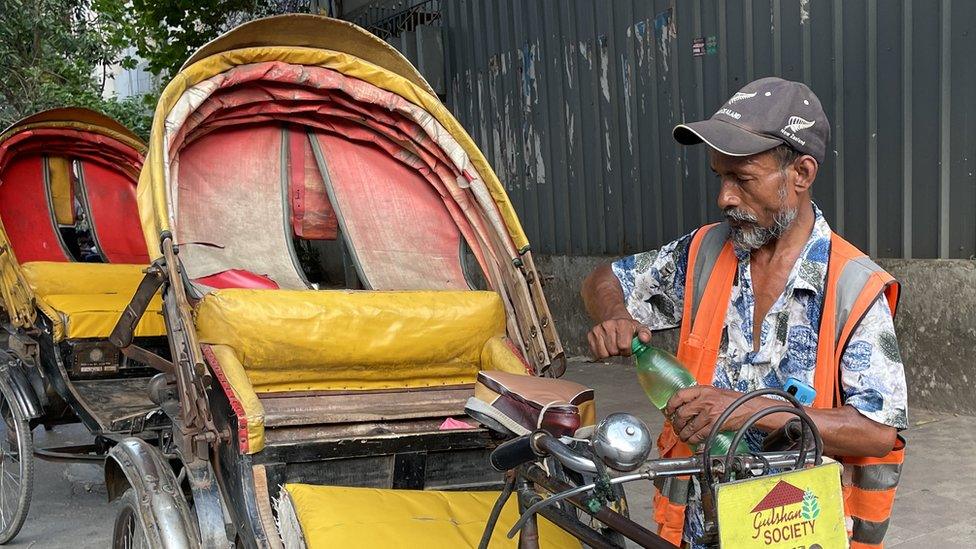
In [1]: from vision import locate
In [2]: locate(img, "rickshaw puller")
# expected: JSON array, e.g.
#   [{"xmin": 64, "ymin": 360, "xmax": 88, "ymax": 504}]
[{"xmin": 581, "ymin": 77, "xmax": 907, "ymax": 549}]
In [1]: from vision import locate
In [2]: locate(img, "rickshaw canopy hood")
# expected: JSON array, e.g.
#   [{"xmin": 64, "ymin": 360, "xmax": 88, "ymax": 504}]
[
  {"xmin": 0, "ymin": 107, "xmax": 149, "ymax": 334},
  {"xmin": 136, "ymin": 14, "xmax": 530, "ymax": 257}
]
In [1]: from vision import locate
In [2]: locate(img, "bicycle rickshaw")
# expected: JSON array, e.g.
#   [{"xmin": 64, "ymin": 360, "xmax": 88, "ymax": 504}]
[
  {"xmin": 108, "ymin": 14, "xmax": 850, "ymax": 549},
  {"xmin": 106, "ymin": 13, "xmax": 586, "ymax": 548},
  {"xmin": 0, "ymin": 108, "xmax": 170, "ymax": 543}
]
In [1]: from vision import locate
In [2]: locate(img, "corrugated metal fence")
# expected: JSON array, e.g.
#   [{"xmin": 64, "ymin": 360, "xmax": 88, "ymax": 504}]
[{"xmin": 442, "ymin": 0, "xmax": 976, "ymax": 259}]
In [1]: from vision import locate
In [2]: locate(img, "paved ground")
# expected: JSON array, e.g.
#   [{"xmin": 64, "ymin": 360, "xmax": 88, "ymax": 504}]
[{"xmin": 6, "ymin": 358, "xmax": 975, "ymax": 547}]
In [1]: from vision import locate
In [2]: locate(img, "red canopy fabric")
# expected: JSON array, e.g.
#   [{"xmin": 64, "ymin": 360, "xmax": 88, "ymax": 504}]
[
  {"xmin": 166, "ymin": 61, "xmax": 494, "ymax": 290},
  {"xmin": 0, "ymin": 155, "xmax": 68, "ymax": 262},
  {"xmin": 0, "ymin": 126, "xmax": 147, "ymax": 263}
]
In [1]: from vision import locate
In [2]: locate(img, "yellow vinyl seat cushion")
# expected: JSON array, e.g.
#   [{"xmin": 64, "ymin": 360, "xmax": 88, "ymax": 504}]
[
  {"xmin": 20, "ymin": 262, "xmax": 165, "ymax": 340},
  {"xmin": 194, "ymin": 289, "xmax": 524, "ymax": 393},
  {"xmin": 278, "ymin": 483, "xmax": 580, "ymax": 548}
]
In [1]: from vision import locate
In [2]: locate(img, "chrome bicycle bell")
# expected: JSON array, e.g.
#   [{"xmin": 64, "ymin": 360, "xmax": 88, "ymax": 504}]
[{"xmin": 592, "ymin": 413, "xmax": 652, "ymax": 472}]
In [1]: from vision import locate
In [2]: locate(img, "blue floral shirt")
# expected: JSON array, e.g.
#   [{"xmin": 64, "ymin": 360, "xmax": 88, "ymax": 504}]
[{"xmin": 611, "ymin": 202, "xmax": 907, "ymax": 546}]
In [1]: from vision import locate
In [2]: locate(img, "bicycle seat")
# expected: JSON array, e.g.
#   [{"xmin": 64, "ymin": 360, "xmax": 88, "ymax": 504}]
[{"xmin": 465, "ymin": 370, "xmax": 595, "ymax": 438}]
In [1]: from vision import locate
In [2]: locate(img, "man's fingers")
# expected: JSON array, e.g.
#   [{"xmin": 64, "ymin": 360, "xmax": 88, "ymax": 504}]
[
  {"xmin": 615, "ymin": 321, "xmax": 634, "ymax": 355},
  {"xmin": 588, "ymin": 319, "xmax": 652, "ymax": 360},
  {"xmin": 687, "ymin": 419, "xmax": 719, "ymax": 446},
  {"xmin": 673, "ymin": 400, "xmax": 700, "ymax": 424},
  {"xmin": 665, "ymin": 386, "xmax": 702, "ymax": 416},
  {"xmin": 587, "ymin": 331, "xmax": 600, "ymax": 359},
  {"xmin": 670, "ymin": 399, "xmax": 703, "ymax": 433},
  {"xmin": 679, "ymin": 412, "xmax": 713, "ymax": 443},
  {"xmin": 590, "ymin": 326, "xmax": 611, "ymax": 359}
]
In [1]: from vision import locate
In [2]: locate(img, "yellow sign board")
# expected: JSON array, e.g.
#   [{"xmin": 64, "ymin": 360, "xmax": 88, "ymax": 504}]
[{"xmin": 716, "ymin": 461, "xmax": 848, "ymax": 549}]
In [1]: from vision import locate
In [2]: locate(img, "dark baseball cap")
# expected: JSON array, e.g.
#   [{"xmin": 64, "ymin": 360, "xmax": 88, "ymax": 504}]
[{"xmin": 673, "ymin": 77, "xmax": 830, "ymax": 163}]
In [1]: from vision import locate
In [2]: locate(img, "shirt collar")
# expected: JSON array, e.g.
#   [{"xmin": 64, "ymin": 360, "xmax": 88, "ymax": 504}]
[{"xmin": 791, "ymin": 202, "xmax": 831, "ymax": 295}]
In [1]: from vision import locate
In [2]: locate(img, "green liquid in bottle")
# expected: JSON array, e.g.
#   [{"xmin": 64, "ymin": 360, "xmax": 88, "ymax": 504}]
[{"xmin": 632, "ymin": 338, "xmax": 749, "ymax": 456}]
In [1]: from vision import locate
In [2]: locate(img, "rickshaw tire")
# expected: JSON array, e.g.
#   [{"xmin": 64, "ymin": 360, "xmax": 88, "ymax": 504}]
[
  {"xmin": 112, "ymin": 488, "xmax": 155, "ymax": 549},
  {"xmin": 0, "ymin": 375, "xmax": 34, "ymax": 545}
]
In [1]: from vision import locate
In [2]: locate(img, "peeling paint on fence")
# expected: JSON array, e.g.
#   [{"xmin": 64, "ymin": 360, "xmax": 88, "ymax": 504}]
[{"xmin": 443, "ymin": 0, "xmax": 976, "ymax": 259}]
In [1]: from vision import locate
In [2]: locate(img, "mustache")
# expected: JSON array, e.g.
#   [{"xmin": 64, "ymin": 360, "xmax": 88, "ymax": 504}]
[{"xmin": 724, "ymin": 208, "xmax": 759, "ymax": 224}]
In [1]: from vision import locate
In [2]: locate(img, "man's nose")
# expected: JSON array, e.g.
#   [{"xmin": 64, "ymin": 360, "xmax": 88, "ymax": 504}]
[{"xmin": 717, "ymin": 180, "xmax": 740, "ymax": 210}]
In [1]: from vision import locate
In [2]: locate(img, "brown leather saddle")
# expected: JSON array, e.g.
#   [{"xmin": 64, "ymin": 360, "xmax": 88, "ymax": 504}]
[{"xmin": 465, "ymin": 370, "xmax": 596, "ymax": 438}]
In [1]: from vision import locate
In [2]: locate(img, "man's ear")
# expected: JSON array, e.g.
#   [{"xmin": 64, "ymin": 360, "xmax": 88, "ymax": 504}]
[{"xmin": 792, "ymin": 155, "xmax": 818, "ymax": 192}]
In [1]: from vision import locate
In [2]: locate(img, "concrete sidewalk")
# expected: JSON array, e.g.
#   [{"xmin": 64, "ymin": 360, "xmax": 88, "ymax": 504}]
[
  {"xmin": 6, "ymin": 358, "xmax": 973, "ymax": 547},
  {"xmin": 563, "ymin": 357, "xmax": 976, "ymax": 548}
]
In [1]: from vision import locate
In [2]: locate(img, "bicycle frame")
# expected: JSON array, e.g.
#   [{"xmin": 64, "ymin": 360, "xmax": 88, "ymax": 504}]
[{"xmin": 490, "ymin": 388, "xmax": 824, "ymax": 549}]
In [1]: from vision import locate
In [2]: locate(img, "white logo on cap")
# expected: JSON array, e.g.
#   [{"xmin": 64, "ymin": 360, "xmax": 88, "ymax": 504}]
[
  {"xmin": 727, "ymin": 91, "xmax": 757, "ymax": 105},
  {"xmin": 780, "ymin": 116, "xmax": 815, "ymax": 146},
  {"xmin": 783, "ymin": 116, "xmax": 815, "ymax": 134}
]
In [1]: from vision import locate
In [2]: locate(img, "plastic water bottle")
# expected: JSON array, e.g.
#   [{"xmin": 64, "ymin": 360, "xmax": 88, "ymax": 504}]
[{"xmin": 632, "ymin": 338, "xmax": 748, "ymax": 456}]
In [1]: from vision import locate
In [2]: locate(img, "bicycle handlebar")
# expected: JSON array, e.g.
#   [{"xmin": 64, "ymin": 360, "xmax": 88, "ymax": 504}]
[
  {"xmin": 489, "ymin": 432, "xmax": 598, "ymax": 474},
  {"xmin": 489, "ymin": 435, "xmax": 536, "ymax": 471}
]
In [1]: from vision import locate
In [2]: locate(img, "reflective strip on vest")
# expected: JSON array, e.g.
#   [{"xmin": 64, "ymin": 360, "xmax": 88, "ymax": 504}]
[
  {"xmin": 690, "ymin": 223, "xmax": 731, "ymax": 322},
  {"xmin": 691, "ymin": 223, "xmax": 893, "ymax": 349},
  {"xmin": 654, "ymin": 476, "xmax": 691, "ymax": 505},
  {"xmin": 852, "ymin": 517, "xmax": 891, "ymax": 546},
  {"xmin": 852, "ymin": 462, "xmax": 902, "ymax": 491},
  {"xmin": 833, "ymin": 254, "xmax": 892, "ymax": 345}
]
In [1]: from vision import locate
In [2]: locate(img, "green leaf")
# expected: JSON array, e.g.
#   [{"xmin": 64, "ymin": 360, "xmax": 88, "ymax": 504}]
[
  {"xmin": 801, "ymin": 489, "xmax": 820, "ymax": 521},
  {"xmin": 879, "ymin": 331, "xmax": 902, "ymax": 363},
  {"xmin": 1, "ymin": 0, "xmax": 310, "ymax": 131}
]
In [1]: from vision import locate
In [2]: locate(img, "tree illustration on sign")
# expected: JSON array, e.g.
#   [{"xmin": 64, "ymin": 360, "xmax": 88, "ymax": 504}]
[{"xmin": 801, "ymin": 488, "xmax": 820, "ymax": 521}]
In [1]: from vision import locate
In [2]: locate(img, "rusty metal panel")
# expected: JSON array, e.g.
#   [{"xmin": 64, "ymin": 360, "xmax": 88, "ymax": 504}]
[{"xmin": 440, "ymin": 0, "xmax": 976, "ymax": 259}]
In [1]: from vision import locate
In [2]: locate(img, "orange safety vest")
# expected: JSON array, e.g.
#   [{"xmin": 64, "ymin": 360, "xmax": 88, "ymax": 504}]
[{"xmin": 653, "ymin": 222, "xmax": 905, "ymax": 549}]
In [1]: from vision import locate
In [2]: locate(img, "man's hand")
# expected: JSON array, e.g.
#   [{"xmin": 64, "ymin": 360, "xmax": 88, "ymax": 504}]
[
  {"xmin": 664, "ymin": 386, "xmax": 747, "ymax": 445},
  {"xmin": 665, "ymin": 386, "xmax": 900, "ymax": 458},
  {"xmin": 587, "ymin": 319, "xmax": 652, "ymax": 359}
]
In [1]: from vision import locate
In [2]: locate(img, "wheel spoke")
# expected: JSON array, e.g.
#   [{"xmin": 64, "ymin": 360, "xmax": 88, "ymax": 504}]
[
  {"xmin": 3, "ymin": 469, "xmax": 19, "ymax": 488},
  {"xmin": 0, "ymin": 482, "xmax": 7, "ymax": 527}
]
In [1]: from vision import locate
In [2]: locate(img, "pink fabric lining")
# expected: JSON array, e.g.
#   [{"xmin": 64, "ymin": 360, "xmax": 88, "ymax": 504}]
[
  {"xmin": 166, "ymin": 61, "xmax": 494, "ymax": 290},
  {"xmin": 195, "ymin": 270, "xmax": 280, "ymax": 290},
  {"xmin": 0, "ymin": 129, "xmax": 142, "ymax": 179},
  {"xmin": 314, "ymin": 131, "xmax": 468, "ymax": 289},
  {"xmin": 175, "ymin": 124, "xmax": 310, "ymax": 288},
  {"xmin": 287, "ymin": 126, "xmax": 337, "ymax": 240}
]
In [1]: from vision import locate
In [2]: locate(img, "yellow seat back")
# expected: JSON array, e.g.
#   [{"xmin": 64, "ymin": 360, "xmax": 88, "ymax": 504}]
[
  {"xmin": 19, "ymin": 261, "xmax": 165, "ymax": 340},
  {"xmin": 195, "ymin": 289, "xmax": 507, "ymax": 393},
  {"xmin": 21, "ymin": 261, "xmax": 148, "ymax": 298}
]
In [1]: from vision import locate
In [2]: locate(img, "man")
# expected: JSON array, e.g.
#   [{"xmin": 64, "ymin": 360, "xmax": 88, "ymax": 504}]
[{"xmin": 581, "ymin": 77, "xmax": 906, "ymax": 549}]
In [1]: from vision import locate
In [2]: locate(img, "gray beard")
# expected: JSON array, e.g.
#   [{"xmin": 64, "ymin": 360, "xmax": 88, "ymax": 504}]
[{"xmin": 725, "ymin": 205, "xmax": 799, "ymax": 251}]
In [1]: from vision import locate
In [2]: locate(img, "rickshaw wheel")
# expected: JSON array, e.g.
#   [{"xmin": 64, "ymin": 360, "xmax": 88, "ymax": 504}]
[
  {"xmin": 0, "ymin": 375, "xmax": 33, "ymax": 545},
  {"xmin": 112, "ymin": 489, "xmax": 153, "ymax": 549}
]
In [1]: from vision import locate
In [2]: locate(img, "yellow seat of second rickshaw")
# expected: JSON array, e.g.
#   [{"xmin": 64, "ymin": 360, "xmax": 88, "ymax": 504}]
[
  {"xmin": 20, "ymin": 262, "xmax": 165, "ymax": 340},
  {"xmin": 279, "ymin": 483, "xmax": 580, "ymax": 548},
  {"xmin": 195, "ymin": 288, "xmax": 520, "ymax": 394}
]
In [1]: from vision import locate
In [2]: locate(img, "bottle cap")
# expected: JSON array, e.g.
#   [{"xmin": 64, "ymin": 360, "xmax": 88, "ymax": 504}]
[{"xmin": 631, "ymin": 337, "xmax": 647, "ymax": 355}]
